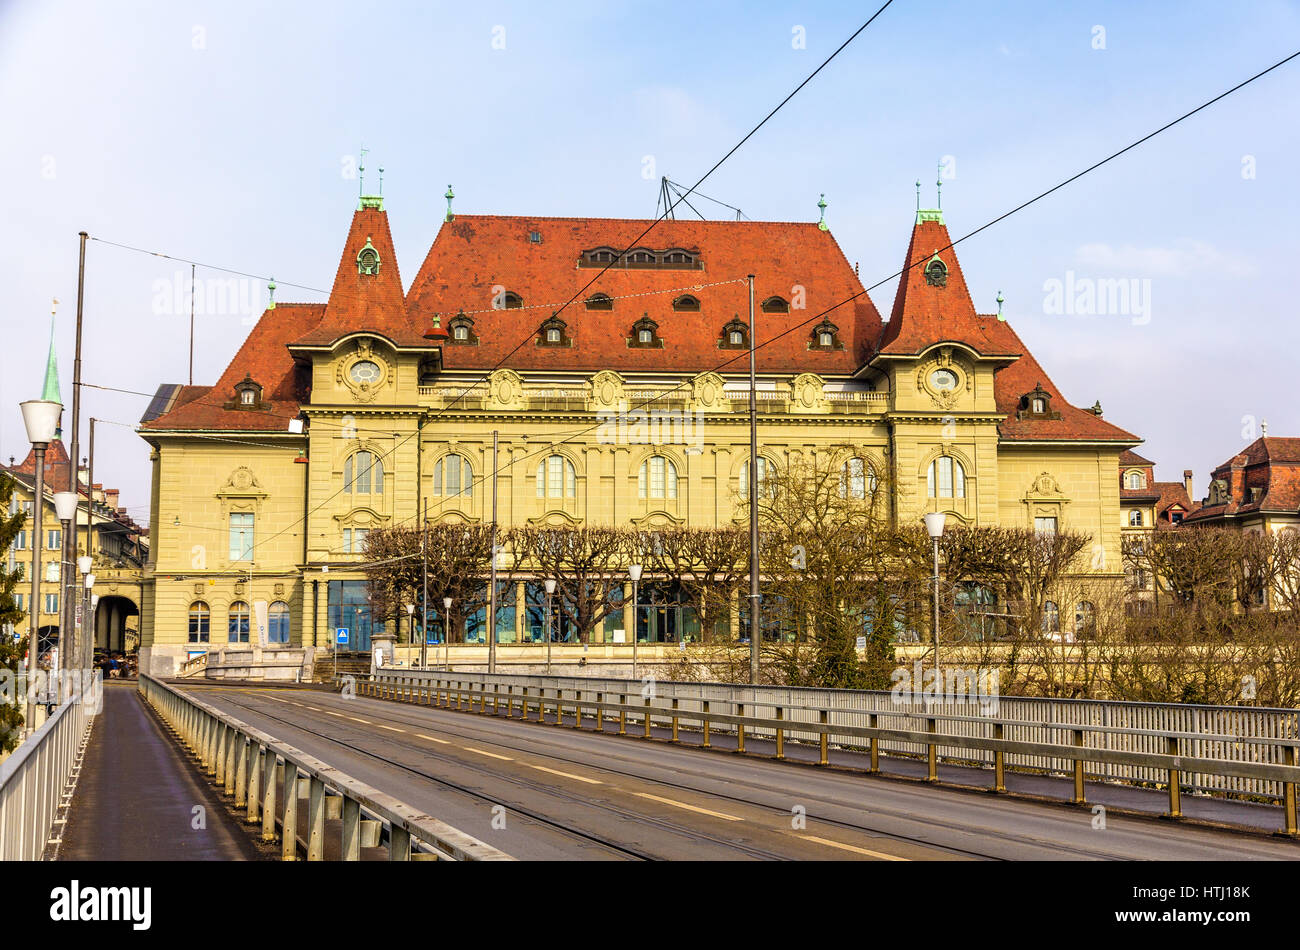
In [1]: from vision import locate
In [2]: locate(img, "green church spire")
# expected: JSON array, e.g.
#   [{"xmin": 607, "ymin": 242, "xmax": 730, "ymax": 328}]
[{"xmin": 42, "ymin": 303, "xmax": 61, "ymax": 404}]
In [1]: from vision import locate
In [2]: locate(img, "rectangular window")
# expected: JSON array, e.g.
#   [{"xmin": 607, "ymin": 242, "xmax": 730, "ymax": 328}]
[
  {"xmin": 14, "ymin": 593, "xmax": 23, "ymax": 612},
  {"xmin": 344, "ymin": 528, "xmax": 369, "ymax": 554},
  {"xmin": 14, "ymin": 530, "xmax": 26, "ymax": 551},
  {"xmin": 44, "ymin": 593, "xmax": 58, "ymax": 615},
  {"xmin": 47, "ymin": 529, "xmax": 61, "ymax": 550},
  {"xmin": 229, "ymin": 512, "xmax": 254, "ymax": 561},
  {"xmin": 548, "ymin": 456, "xmax": 562, "ymax": 497},
  {"xmin": 1034, "ymin": 517, "xmax": 1058, "ymax": 536}
]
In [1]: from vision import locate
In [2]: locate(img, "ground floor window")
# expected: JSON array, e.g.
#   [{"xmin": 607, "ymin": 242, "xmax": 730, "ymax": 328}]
[
  {"xmin": 327, "ymin": 580, "xmax": 385, "ymax": 651},
  {"xmin": 268, "ymin": 600, "xmax": 290, "ymax": 644}
]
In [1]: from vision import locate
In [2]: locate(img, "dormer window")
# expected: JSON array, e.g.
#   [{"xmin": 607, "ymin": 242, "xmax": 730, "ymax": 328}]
[
  {"xmin": 356, "ymin": 237, "xmax": 381, "ymax": 276},
  {"xmin": 229, "ymin": 374, "xmax": 264, "ymax": 410},
  {"xmin": 761, "ymin": 296, "xmax": 790, "ymax": 314},
  {"xmin": 501, "ymin": 291, "xmax": 523, "ymax": 310},
  {"xmin": 538, "ymin": 316, "xmax": 570, "ymax": 347},
  {"xmin": 662, "ymin": 249, "xmax": 697, "ymax": 266},
  {"xmin": 585, "ymin": 293, "xmax": 614, "ymax": 311},
  {"xmin": 1124, "ymin": 471, "xmax": 1147, "ymax": 490},
  {"xmin": 720, "ymin": 318, "xmax": 748, "ymax": 349},
  {"xmin": 809, "ymin": 319, "xmax": 841, "ymax": 350},
  {"xmin": 1017, "ymin": 383, "xmax": 1060, "ymax": 420},
  {"xmin": 578, "ymin": 246, "xmax": 702, "ymax": 269},
  {"xmin": 626, "ymin": 249, "xmax": 657, "ymax": 268},
  {"xmin": 672, "ymin": 294, "xmax": 700, "ymax": 312},
  {"xmin": 924, "ymin": 252, "xmax": 948, "ymax": 287},
  {"xmin": 629, "ymin": 315, "xmax": 662, "ymax": 349},
  {"xmin": 447, "ymin": 311, "xmax": 478, "ymax": 345}
]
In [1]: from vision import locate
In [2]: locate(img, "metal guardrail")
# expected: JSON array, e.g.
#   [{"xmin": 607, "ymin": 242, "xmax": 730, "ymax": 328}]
[
  {"xmin": 362, "ymin": 670, "xmax": 1300, "ymax": 836},
  {"xmin": 0, "ymin": 687, "xmax": 97, "ymax": 861},
  {"xmin": 138, "ymin": 675, "xmax": 512, "ymax": 861}
]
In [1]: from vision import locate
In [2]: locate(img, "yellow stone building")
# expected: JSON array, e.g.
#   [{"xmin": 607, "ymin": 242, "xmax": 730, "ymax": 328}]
[{"xmin": 135, "ymin": 193, "xmax": 1142, "ymax": 675}]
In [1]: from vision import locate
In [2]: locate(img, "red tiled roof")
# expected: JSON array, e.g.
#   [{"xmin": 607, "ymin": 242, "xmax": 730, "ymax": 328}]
[
  {"xmin": 1153, "ymin": 481, "xmax": 1199, "ymax": 523},
  {"xmin": 1119, "ymin": 449, "xmax": 1155, "ymax": 466},
  {"xmin": 1185, "ymin": 437, "xmax": 1300, "ymax": 521},
  {"xmin": 395, "ymin": 215, "xmax": 882, "ymax": 372},
  {"xmin": 6, "ymin": 438, "xmax": 74, "ymax": 490},
  {"xmin": 141, "ymin": 303, "xmax": 325, "ymax": 432}
]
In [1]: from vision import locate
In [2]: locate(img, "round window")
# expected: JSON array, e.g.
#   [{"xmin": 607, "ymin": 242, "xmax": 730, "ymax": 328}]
[
  {"xmin": 350, "ymin": 360, "xmax": 382, "ymax": 384},
  {"xmin": 930, "ymin": 369, "xmax": 958, "ymax": 391}
]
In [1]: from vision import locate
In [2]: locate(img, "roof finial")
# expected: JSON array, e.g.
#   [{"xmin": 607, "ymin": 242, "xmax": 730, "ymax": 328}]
[
  {"xmin": 817, "ymin": 193, "xmax": 828, "ymax": 231},
  {"xmin": 268, "ymin": 276, "xmax": 276, "ymax": 311},
  {"xmin": 1261, "ymin": 418, "xmax": 1268, "ymax": 437},
  {"xmin": 915, "ymin": 180, "xmax": 921, "ymax": 212},
  {"xmin": 936, "ymin": 160, "xmax": 943, "ymax": 210},
  {"xmin": 996, "ymin": 290, "xmax": 1005, "ymax": 321},
  {"xmin": 445, "ymin": 184, "xmax": 455, "ymax": 222},
  {"xmin": 358, "ymin": 145, "xmax": 368, "ymax": 200},
  {"xmin": 378, "ymin": 166, "xmax": 384, "ymax": 196}
]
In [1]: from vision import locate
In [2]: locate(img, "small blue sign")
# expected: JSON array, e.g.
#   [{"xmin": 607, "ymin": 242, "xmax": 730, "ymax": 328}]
[{"xmin": 336, "ymin": 627, "xmax": 350, "ymax": 645}]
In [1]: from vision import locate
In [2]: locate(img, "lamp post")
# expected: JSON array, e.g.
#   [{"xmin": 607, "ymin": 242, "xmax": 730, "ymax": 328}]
[
  {"xmin": 78, "ymin": 554, "xmax": 92, "ymax": 675},
  {"xmin": 923, "ymin": 512, "xmax": 947, "ymax": 677},
  {"xmin": 404, "ymin": 603, "xmax": 415, "ymax": 668},
  {"xmin": 83, "ymin": 571, "xmax": 95, "ymax": 683},
  {"xmin": 20, "ymin": 397, "xmax": 61, "ymax": 733},
  {"xmin": 543, "ymin": 579, "xmax": 556, "ymax": 674},
  {"xmin": 627, "ymin": 564, "xmax": 642, "ymax": 681},
  {"xmin": 53, "ymin": 490, "xmax": 77, "ymax": 686},
  {"xmin": 442, "ymin": 597, "xmax": 451, "ymax": 671},
  {"xmin": 420, "ymin": 499, "xmax": 428, "ymax": 670}
]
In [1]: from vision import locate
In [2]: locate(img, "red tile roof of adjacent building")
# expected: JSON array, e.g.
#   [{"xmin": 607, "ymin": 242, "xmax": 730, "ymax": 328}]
[
  {"xmin": 1184, "ymin": 436, "xmax": 1300, "ymax": 522},
  {"xmin": 6, "ymin": 438, "xmax": 74, "ymax": 491},
  {"xmin": 1153, "ymin": 481, "xmax": 1199, "ymax": 524},
  {"xmin": 140, "ymin": 303, "xmax": 325, "ymax": 431},
  {"xmin": 1119, "ymin": 449, "xmax": 1155, "ymax": 466},
  {"xmin": 140, "ymin": 203, "xmax": 1143, "ymax": 448}
]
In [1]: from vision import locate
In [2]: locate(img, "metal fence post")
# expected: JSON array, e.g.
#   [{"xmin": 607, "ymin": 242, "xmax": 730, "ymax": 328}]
[
  {"xmin": 702, "ymin": 700, "xmax": 711, "ymax": 748},
  {"xmin": 1166, "ymin": 735, "xmax": 1182, "ymax": 819},
  {"xmin": 1282, "ymin": 745, "xmax": 1297, "ymax": 836},
  {"xmin": 1071, "ymin": 729, "xmax": 1086, "ymax": 804},
  {"xmin": 868, "ymin": 713, "xmax": 879, "ymax": 773},
  {"xmin": 234, "ymin": 736, "xmax": 248, "ymax": 808},
  {"xmin": 993, "ymin": 723, "xmax": 1006, "ymax": 792},
  {"xmin": 775, "ymin": 707, "xmax": 784, "ymax": 760},
  {"xmin": 247, "ymin": 744, "xmax": 263, "ymax": 824},
  {"xmin": 261, "ymin": 753, "xmax": 277, "ymax": 842},
  {"xmin": 818, "ymin": 710, "xmax": 828, "ymax": 766},
  {"xmin": 308, "ymin": 776, "xmax": 326, "ymax": 861},
  {"xmin": 671, "ymin": 698, "xmax": 680, "ymax": 743},
  {"xmin": 342, "ymin": 795, "xmax": 361, "ymax": 860},
  {"xmin": 736, "ymin": 702, "xmax": 745, "ymax": 753},
  {"xmin": 926, "ymin": 717, "xmax": 938, "ymax": 782},
  {"xmin": 390, "ymin": 825, "xmax": 411, "ymax": 861},
  {"xmin": 281, "ymin": 762, "xmax": 299, "ymax": 860}
]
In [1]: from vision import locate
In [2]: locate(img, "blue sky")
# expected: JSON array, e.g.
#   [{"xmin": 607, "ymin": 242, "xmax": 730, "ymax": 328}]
[{"xmin": 2, "ymin": 0, "xmax": 1298, "ymax": 515}]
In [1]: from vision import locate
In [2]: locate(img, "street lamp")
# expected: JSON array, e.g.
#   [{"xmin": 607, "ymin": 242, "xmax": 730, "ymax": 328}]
[
  {"xmin": 78, "ymin": 555, "xmax": 93, "ymax": 671},
  {"xmin": 923, "ymin": 512, "xmax": 947, "ymax": 676},
  {"xmin": 20, "ymin": 397, "xmax": 61, "ymax": 733},
  {"xmin": 543, "ymin": 578, "xmax": 556, "ymax": 674},
  {"xmin": 54, "ymin": 490, "xmax": 77, "ymax": 678},
  {"xmin": 627, "ymin": 564, "xmax": 642, "ymax": 681},
  {"xmin": 442, "ymin": 596, "xmax": 452, "ymax": 671},
  {"xmin": 404, "ymin": 603, "xmax": 415, "ymax": 668}
]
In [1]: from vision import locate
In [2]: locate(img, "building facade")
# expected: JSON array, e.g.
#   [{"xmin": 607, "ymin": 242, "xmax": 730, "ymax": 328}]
[{"xmin": 136, "ymin": 194, "xmax": 1142, "ymax": 675}]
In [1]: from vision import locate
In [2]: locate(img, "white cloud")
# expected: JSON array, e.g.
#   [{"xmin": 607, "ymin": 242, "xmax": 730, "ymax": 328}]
[{"xmin": 1074, "ymin": 240, "xmax": 1258, "ymax": 279}]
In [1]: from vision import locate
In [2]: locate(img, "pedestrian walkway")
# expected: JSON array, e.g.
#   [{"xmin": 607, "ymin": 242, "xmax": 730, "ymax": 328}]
[{"xmin": 58, "ymin": 681, "xmax": 266, "ymax": 860}]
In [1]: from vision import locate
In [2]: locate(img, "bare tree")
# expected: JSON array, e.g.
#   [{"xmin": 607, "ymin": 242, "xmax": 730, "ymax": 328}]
[
  {"xmin": 642, "ymin": 527, "xmax": 748, "ymax": 643},
  {"xmin": 507, "ymin": 526, "xmax": 632, "ymax": 644}
]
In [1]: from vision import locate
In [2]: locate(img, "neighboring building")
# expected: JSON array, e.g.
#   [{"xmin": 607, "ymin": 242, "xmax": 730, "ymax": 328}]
[
  {"xmin": 1118, "ymin": 450, "xmax": 1199, "ymax": 609},
  {"xmin": 1184, "ymin": 436, "xmax": 1300, "ymax": 533},
  {"xmin": 3, "ymin": 328, "xmax": 148, "ymax": 656},
  {"xmin": 135, "ymin": 191, "xmax": 1142, "ymax": 675}
]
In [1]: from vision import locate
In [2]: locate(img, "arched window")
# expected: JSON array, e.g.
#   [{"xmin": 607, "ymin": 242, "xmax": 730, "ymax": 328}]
[
  {"xmin": 268, "ymin": 601, "xmax": 290, "ymax": 644},
  {"xmin": 344, "ymin": 451, "xmax": 384, "ymax": 494},
  {"xmin": 927, "ymin": 456, "xmax": 966, "ymax": 499},
  {"xmin": 672, "ymin": 294, "xmax": 700, "ymax": 312},
  {"xmin": 638, "ymin": 456, "xmax": 679, "ymax": 500},
  {"xmin": 739, "ymin": 457, "xmax": 774, "ymax": 500},
  {"xmin": 761, "ymin": 296, "xmax": 790, "ymax": 313},
  {"xmin": 840, "ymin": 457, "xmax": 878, "ymax": 499},
  {"xmin": 1125, "ymin": 471, "xmax": 1146, "ymax": 490},
  {"xmin": 585, "ymin": 293, "xmax": 613, "ymax": 311},
  {"xmin": 434, "ymin": 454, "xmax": 473, "ymax": 497},
  {"xmin": 502, "ymin": 291, "xmax": 523, "ymax": 309},
  {"xmin": 1041, "ymin": 601, "xmax": 1060, "ymax": 635},
  {"xmin": 536, "ymin": 454, "xmax": 576, "ymax": 499},
  {"xmin": 1075, "ymin": 601, "xmax": 1095, "ymax": 638},
  {"xmin": 228, "ymin": 601, "xmax": 251, "ymax": 643},
  {"xmin": 188, "ymin": 601, "xmax": 210, "ymax": 644},
  {"xmin": 1129, "ymin": 509, "xmax": 1144, "ymax": 526}
]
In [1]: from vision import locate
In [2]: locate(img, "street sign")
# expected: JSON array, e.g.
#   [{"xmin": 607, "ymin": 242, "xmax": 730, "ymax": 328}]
[
  {"xmin": 855, "ymin": 636, "xmax": 867, "ymax": 650},
  {"xmin": 336, "ymin": 627, "xmax": 350, "ymax": 645}
]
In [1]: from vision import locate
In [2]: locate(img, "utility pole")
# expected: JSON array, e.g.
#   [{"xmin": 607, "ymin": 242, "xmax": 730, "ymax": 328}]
[
  {"xmin": 488, "ymin": 430, "xmax": 499, "ymax": 674},
  {"xmin": 83, "ymin": 417, "xmax": 95, "ymax": 673},
  {"xmin": 747, "ymin": 275, "xmax": 760, "ymax": 686},
  {"xmin": 65, "ymin": 232, "xmax": 87, "ymax": 675},
  {"xmin": 420, "ymin": 498, "xmax": 429, "ymax": 670}
]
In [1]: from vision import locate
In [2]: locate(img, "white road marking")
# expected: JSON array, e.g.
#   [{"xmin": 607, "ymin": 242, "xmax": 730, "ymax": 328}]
[
  {"xmin": 377, "ymin": 724, "xmax": 405, "ymax": 733},
  {"xmin": 801, "ymin": 834, "xmax": 908, "ymax": 861},
  {"xmin": 347, "ymin": 717, "xmax": 370, "ymax": 724},
  {"xmin": 463, "ymin": 747, "xmax": 513, "ymax": 761},
  {"xmin": 529, "ymin": 765, "xmax": 603, "ymax": 785},
  {"xmin": 416, "ymin": 733, "xmax": 450, "ymax": 744},
  {"xmin": 634, "ymin": 792, "xmax": 742, "ymax": 821}
]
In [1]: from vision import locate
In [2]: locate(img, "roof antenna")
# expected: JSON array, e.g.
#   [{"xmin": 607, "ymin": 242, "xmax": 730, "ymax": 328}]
[{"xmin": 996, "ymin": 290, "xmax": 1005, "ymax": 321}]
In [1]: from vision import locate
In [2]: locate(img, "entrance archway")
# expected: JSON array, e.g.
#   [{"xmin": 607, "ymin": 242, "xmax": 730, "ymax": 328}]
[{"xmin": 92, "ymin": 594, "xmax": 140, "ymax": 655}]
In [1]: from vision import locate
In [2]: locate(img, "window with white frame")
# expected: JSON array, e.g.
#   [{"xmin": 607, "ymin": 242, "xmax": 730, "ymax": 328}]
[
  {"xmin": 229, "ymin": 512, "xmax": 254, "ymax": 561},
  {"xmin": 638, "ymin": 456, "xmax": 679, "ymax": 500},
  {"xmin": 535, "ymin": 455, "xmax": 576, "ymax": 499},
  {"xmin": 434, "ymin": 454, "xmax": 473, "ymax": 497},
  {"xmin": 927, "ymin": 456, "xmax": 966, "ymax": 499},
  {"xmin": 344, "ymin": 451, "xmax": 384, "ymax": 494}
]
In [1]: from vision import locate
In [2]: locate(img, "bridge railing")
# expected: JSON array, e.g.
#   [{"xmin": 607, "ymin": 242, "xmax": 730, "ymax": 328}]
[
  {"xmin": 138, "ymin": 675, "xmax": 512, "ymax": 861},
  {"xmin": 0, "ymin": 684, "xmax": 98, "ymax": 861},
  {"xmin": 357, "ymin": 669, "xmax": 1300, "ymax": 836}
]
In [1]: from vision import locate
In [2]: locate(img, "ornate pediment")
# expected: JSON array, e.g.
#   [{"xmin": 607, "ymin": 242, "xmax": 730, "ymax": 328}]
[
  {"xmin": 790, "ymin": 373, "xmax": 828, "ymax": 412},
  {"xmin": 1024, "ymin": 472, "xmax": 1068, "ymax": 501},
  {"xmin": 487, "ymin": 369, "xmax": 525, "ymax": 410},
  {"xmin": 589, "ymin": 370, "xmax": 624, "ymax": 410},
  {"xmin": 218, "ymin": 466, "xmax": 267, "ymax": 498},
  {"xmin": 691, "ymin": 372, "xmax": 727, "ymax": 411}
]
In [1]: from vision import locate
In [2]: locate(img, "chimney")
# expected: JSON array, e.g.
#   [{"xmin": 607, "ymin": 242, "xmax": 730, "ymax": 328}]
[
  {"xmin": 1183, "ymin": 469, "xmax": 1193, "ymax": 498},
  {"xmin": 105, "ymin": 488, "xmax": 120, "ymax": 512},
  {"xmin": 1229, "ymin": 455, "xmax": 1247, "ymax": 504}
]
